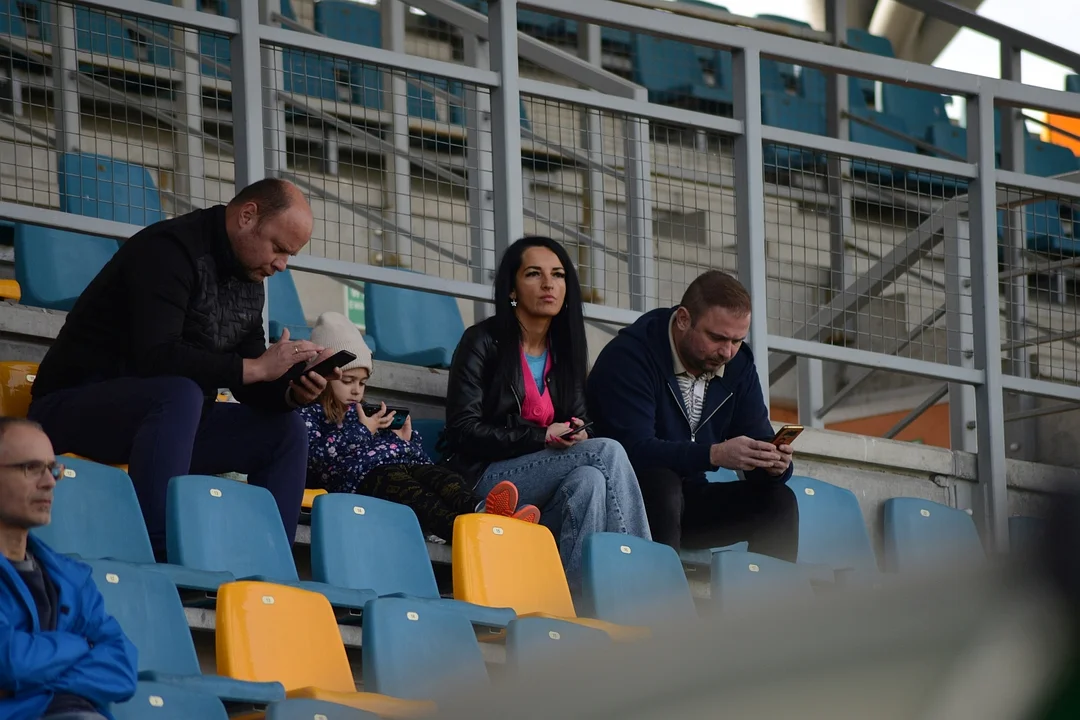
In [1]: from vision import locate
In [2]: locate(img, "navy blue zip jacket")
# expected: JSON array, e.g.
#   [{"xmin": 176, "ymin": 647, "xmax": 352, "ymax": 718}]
[{"xmin": 587, "ymin": 307, "xmax": 793, "ymax": 484}]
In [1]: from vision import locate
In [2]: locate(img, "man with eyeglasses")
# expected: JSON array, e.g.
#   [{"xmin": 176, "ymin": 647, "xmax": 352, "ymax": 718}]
[{"xmin": 0, "ymin": 418, "xmax": 138, "ymax": 720}]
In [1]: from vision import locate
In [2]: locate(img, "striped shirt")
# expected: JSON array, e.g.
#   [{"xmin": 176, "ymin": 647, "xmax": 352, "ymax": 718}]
[{"xmin": 669, "ymin": 310, "xmax": 724, "ymax": 432}]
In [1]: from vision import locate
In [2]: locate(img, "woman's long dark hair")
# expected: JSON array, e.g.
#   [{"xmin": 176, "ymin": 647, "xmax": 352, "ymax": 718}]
[{"xmin": 491, "ymin": 236, "xmax": 588, "ymax": 412}]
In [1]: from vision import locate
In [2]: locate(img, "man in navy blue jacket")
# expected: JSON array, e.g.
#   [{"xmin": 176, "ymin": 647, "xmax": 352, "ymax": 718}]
[
  {"xmin": 588, "ymin": 271, "xmax": 798, "ymax": 558},
  {"xmin": 0, "ymin": 417, "xmax": 138, "ymax": 719}
]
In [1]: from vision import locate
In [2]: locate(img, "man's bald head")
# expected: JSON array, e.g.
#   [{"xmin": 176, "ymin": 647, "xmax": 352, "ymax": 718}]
[{"xmin": 226, "ymin": 179, "xmax": 314, "ymax": 282}]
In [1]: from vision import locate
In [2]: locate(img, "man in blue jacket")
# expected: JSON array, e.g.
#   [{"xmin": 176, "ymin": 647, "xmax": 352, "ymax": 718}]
[
  {"xmin": 0, "ymin": 417, "xmax": 138, "ymax": 719},
  {"xmin": 587, "ymin": 271, "xmax": 798, "ymax": 558}
]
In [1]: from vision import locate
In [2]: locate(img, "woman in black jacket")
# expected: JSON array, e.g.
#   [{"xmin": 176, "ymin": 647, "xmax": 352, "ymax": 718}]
[{"xmin": 440, "ymin": 236, "xmax": 651, "ymax": 587}]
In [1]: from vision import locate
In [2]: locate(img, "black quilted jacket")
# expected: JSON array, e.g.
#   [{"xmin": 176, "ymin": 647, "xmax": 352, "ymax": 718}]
[{"xmin": 32, "ymin": 205, "xmax": 293, "ymax": 412}]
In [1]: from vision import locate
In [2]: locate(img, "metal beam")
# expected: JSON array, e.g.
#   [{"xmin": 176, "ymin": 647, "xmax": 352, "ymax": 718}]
[
  {"xmin": 76, "ymin": 0, "xmax": 237, "ymax": 33},
  {"xmin": 489, "ymin": 0, "xmax": 525, "ymax": 250},
  {"xmin": 883, "ymin": 384, "xmax": 948, "ymax": 439},
  {"xmin": 50, "ymin": 2, "xmax": 79, "ymax": 154},
  {"xmin": 1001, "ymin": 375, "xmax": 1080, "ymax": 404},
  {"xmin": 1005, "ymin": 402, "xmax": 1080, "ymax": 424},
  {"xmin": 382, "ymin": 0, "xmax": 413, "ymax": 267}
]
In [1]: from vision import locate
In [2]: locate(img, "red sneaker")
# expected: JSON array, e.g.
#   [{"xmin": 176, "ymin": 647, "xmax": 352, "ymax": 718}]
[
  {"xmin": 484, "ymin": 480, "xmax": 519, "ymax": 517},
  {"xmin": 512, "ymin": 504, "xmax": 541, "ymax": 524}
]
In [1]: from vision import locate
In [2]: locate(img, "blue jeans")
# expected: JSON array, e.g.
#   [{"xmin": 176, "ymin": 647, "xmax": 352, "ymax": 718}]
[{"xmin": 476, "ymin": 438, "xmax": 651, "ymax": 588}]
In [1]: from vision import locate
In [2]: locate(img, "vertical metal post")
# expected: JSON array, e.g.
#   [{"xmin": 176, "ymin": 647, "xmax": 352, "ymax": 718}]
[
  {"xmin": 797, "ymin": 358, "xmax": 824, "ymax": 428},
  {"xmin": 732, "ymin": 46, "xmax": 770, "ymax": 405},
  {"xmin": 1000, "ymin": 45, "xmax": 1036, "ymax": 462},
  {"xmin": 944, "ymin": 215, "xmax": 977, "ymax": 452},
  {"xmin": 51, "ymin": 1, "xmax": 80, "ymax": 154},
  {"xmin": 465, "ymin": 35, "xmax": 496, "ymax": 321},
  {"xmin": 232, "ymin": 0, "xmax": 269, "ymax": 342},
  {"xmin": 260, "ymin": 0, "xmax": 287, "ymax": 179},
  {"xmin": 625, "ymin": 88, "xmax": 654, "ymax": 313},
  {"xmin": 967, "ymin": 91, "xmax": 1009, "ymax": 554},
  {"xmin": 579, "ymin": 23, "xmax": 606, "ymax": 303},
  {"xmin": 176, "ymin": 0, "xmax": 206, "ymax": 206},
  {"xmin": 382, "ymin": 0, "xmax": 412, "ymax": 267},
  {"xmin": 488, "ymin": 0, "xmax": 524, "ymax": 253}
]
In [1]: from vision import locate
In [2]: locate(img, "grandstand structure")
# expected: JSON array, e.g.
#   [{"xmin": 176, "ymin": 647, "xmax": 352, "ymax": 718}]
[{"xmin": 1, "ymin": 0, "xmax": 1080, "ymax": 594}]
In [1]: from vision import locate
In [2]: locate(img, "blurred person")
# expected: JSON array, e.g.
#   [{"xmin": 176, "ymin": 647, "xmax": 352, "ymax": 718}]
[
  {"xmin": 28, "ymin": 179, "xmax": 339, "ymax": 558},
  {"xmin": 300, "ymin": 312, "xmax": 539, "ymax": 544},
  {"xmin": 440, "ymin": 236, "xmax": 650, "ymax": 589},
  {"xmin": 0, "ymin": 418, "xmax": 137, "ymax": 719},
  {"xmin": 588, "ymin": 270, "xmax": 797, "ymax": 558}
]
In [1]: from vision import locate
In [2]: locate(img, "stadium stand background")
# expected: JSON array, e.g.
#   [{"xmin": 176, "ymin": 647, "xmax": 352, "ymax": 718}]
[{"xmin": 1, "ymin": 0, "xmax": 1080, "ymax": 710}]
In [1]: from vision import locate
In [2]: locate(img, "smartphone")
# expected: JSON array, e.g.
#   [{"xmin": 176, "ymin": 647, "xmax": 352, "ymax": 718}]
[
  {"xmin": 771, "ymin": 424, "xmax": 804, "ymax": 447},
  {"xmin": 560, "ymin": 421, "xmax": 594, "ymax": 440},
  {"xmin": 361, "ymin": 402, "xmax": 411, "ymax": 430},
  {"xmin": 286, "ymin": 350, "xmax": 356, "ymax": 383}
]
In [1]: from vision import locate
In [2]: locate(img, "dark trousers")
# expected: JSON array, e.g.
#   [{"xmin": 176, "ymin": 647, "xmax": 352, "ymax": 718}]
[
  {"xmin": 28, "ymin": 376, "xmax": 308, "ymax": 557},
  {"xmin": 636, "ymin": 467, "xmax": 799, "ymax": 561},
  {"xmin": 360, "ymin": 463, "xmax": 481, "ymax": 540}
]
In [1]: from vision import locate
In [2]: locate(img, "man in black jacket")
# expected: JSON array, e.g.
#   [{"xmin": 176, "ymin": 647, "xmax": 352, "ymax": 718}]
[
  {"xmin": 587, "ymin": 271, "xmax": 798, "ymax": 559},
  {"xmin": 28, "ymin": 179, "xmax": 337, "ymax": 556}
]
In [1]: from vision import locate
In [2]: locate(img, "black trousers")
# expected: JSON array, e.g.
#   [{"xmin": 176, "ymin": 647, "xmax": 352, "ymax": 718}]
[
  {"xmin": 360, "ymin": 463, "xmax": 481, "ymax": 541},
  {"xmin": 636, "ymin": 467, "xmax": 799, "ymax": 561}
]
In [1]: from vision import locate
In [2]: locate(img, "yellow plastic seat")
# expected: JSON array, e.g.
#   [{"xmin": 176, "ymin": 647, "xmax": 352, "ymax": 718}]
[
  {"xmin": 302, "ymin": 488, "xmax": 327, "ymax": 510},
  {"xmin": 0, "ymin": 361, "xmax": 38, "ymax": 418},
  {"xmin": 451, "ymin": 514, "xmax": 649, "ymax": 642},
  {"xmin": 216, "ymin": 581, "xmax": 435, "ymax": 718},
  {"xmin": 0, "ymin": 279, "xmax": 20, "ymax": 302}
]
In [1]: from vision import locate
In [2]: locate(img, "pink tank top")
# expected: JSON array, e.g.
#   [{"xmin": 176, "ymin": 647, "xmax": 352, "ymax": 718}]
[{"xmin": 519, "ymin": 347, "xmax": 555, "ymax": 427}]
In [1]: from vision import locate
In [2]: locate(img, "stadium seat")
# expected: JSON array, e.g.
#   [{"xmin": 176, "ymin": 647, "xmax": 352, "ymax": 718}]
[
  {"xmin": 58, "ymin": 152, "xmax": 165, "ymax": 225},
  {"xmin": 846, "ymin": 28, "xmax": 894, "ymax": 104},
  {"xmin": 13, "ymin": 224, "xmax": 119, "ymax": 312},
  {"xmin": 166, "ymin": 475, "xmax": 377, "ymax": 618},
  {"xmin": 216, "ymin": 581, "xmax": 435, "ymax": 717},
  {"xmin": 580, "ymin": 533, "xmax": 696, "ymax": 627},
  {"xmin": 364, "ymin": 282, "xmax": 465, "ymax": 368},
  {"xmin": 760, "ymin": 92, "xmax": 827, "ymax": 171},
  {"xmin": 452, "ymin": 513, "xmax": 647, "ymax": 640},
  {"xmin": 1022, "ymin": 138, "xmax": 1079, "ymax": 255},
  {"xmin": 268, "ymin": 270, "xmax": 311, "ymax": 342},
  {"xmin": 111, "ymin": 681, "xmax": 230, "ymax": 720},
  {"xmin": 786, "ymin": 476, "xmax": 879, "ymax": 577},
  {"xmin": 1009, "ymin": 516, "xmax": 1046, "ymax": 555},
  {"xmin": 0, "ymin": 360, "xmax": 37, "ymax": 417},
  {"xmin": 410, "ymin": 418, "xmax": 445, "ymax": 463},
  {"xmin": 882, "ymin": 497, "xmax": 985, "ymax": 573},
  {"xmin": 302, "ymin": 488, "xmax": 327, "ymax": 510},
  {"xmin": 0, "ymin": 278, "xmax": 20, "ymax": 302},
  {"xmin": 88, "ymin": 560, "xmax": 285, "ymax": 705},
  {"xmin": 757, "ymin": 15, "xmax": 811, "ymax": 94},
  {"xmin": 881, "ymin": 83, "xmax": 951, "ymax": 140},
  {"xmin": 265, "ymin": 699, "xmax": 381, "ymax": 720},
  {"xmin": 849, "ymin": 109, "xmax": 965, "ymax": 192},
  {"xmin": 710, "ymin": 551, "xmax": 814, "ymax": 611},
  {"xmin": 628, "ymin": 33, "xmax": 732, "ymax": 111},
  {"xmin": 361, "ymin": 597, "xmax": 490, "ymax": 700},
  {"xmin": 32, "ymin": 457, "xmax": 233, "ymax": 593},
  {"xmin": 310, "ymin": 493, "xmax": 515, "ymax": 629},
  {"xmin": 505, "ymin": 616, "xmax": 612, "ymax": 673}
]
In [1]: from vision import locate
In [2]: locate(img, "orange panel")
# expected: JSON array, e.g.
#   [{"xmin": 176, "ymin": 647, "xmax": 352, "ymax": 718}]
[
  {"xmin": 1046, "ymin": 115, "xmax": 1080, "ymax": 156},
  {"xmin": 302, "ymin": 488, "xmax": 327, "ymax": 509},
  {"xmin": 452, "ymin": 513, "xmax": 576, "ymax": 618},
  {"xmin": 0, "ymin": 361, "xmax": 37, "ymax": 418}
]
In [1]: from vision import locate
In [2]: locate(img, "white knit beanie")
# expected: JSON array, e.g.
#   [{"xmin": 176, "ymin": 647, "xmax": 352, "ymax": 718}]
[{"xmin": 309, "ymin": 311, "xmax": 374, "ymax": 374}]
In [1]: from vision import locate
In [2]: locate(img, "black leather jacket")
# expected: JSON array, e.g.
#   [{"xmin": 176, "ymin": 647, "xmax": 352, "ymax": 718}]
[{"xmin": 440, "ymin": 317, "xmax": 589, "ymax": 488}]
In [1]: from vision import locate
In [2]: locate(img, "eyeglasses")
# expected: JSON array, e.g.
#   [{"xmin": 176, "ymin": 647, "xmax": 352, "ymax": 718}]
[{"xmin": 0, "ymin": 460, "xmax": 64, "ymax": 480}]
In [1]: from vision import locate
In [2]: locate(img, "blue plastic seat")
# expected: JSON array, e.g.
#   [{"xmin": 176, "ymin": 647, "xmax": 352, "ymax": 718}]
[
  {"xmin": 13, "ymin": 224, "xmax": 118, "ymax": 311},
  {"xmin": 268, "ymin": 269, "xmax": 311, "ymax": 342},
  {"xmin": 846, "ymin": 28, "xmax": 894, "ymax": 105},
  {"xmin": 505, "ymin": 616, "xmax": 612, "ymax": 673},
  {"xmin": 0, "ymin": 0, "xmax": 29, "ymax": 37},
  {"xmin": 757, "ymin": 14, "xmax": 812, "ymax": 94},
  {"xmin": 58, "ymin": 153, "xmax": 165, "ymax": 225},
  {"xmin": 282, "ymin": 50, "xmax": 343, "ymax": 101},
  {"xmin": 266, "ymin": 699, "xmax": 381, "ymax": 720},
  {"xmin": 786, "ymin": 476, "xmax": 878, "ymax": 577},
  {"xmin": 1021, "ymin": 138, "xmax": 1079, "ymax": 256},
  {"xmin": 882, "ymin": 497, "xmax": 985, "ymax": 573},
  {"xmin": 30, "ymin": 456, "xmax": 233, "ymax": 593},
  {"xmin": 89, "ymin": 560, "xmax": 284, "ymax": 705},
  {"xmin": 111, "ymin": 681, "xmax": 230, "ymax": 720},
  {"xmin": 167, "ymin": 475, "xmax": 376, "ymax": 618},
  {"xmin": 705, "ymin": 467, "xmax": 738, "ymax": 482},
  {"xmin": 410, "ymin": 418, "xmax": 445, "ymax": 463},
  {"xmin": 629, "ymin": 34, "xmax": 731, "ymax": 111},
  {"xmin": 1067, "ymin": 75, "xmax": 1080, "ymax": 94},
  {"xmin": 581, "ymin": 533, "xmax": 696, "ymax": 627},
  {"xmin": 848, "ymin": 109, "xmax": 916, "ymax": 184},
  {"xmin": 364, "ymin": 282, "xmax": 465, "ymax": 368},
  {"xmin": 710, "ymin": 551, "xmax": 814, "ymax": 611},
  {"xmin": 361, "ymin": 597, "xmax": 490, "ymax": 700},
  {"xmin": 310, "ymin": 493, "xmax": 514, "ymax": 629},
  {"xmin": 760, "ymin": 92, "xmax": 827, "ymax": 171},
  {"xmin": 881, "ymin": 83, "xmax": 950, "ymax": 140}
]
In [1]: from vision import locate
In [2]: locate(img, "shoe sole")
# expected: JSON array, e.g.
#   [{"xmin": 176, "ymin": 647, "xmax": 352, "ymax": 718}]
[
  {"xmin": 512, "ymin": 504, "xmax": 541, "ymax": 524},
  {"xmin": 485, "ymin": 480, "xmax": 519, "ymax": 517}
]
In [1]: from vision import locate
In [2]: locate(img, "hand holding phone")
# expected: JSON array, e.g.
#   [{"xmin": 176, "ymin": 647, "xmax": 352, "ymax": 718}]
[
  {"xmin": 771, "ymin": 424, "xmax": 803, "ymax": 448},
  {"xmin": 560, "ymin": 420, "xmax": 594, "ymax": 439},
  {"xmin": 361, "ymin": 402, "xmax": 410, "ymax": 430}
]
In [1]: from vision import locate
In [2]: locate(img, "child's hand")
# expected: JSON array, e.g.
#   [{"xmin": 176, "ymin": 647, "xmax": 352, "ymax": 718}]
[
  {"xmin": 358, "ymin": 401, "xmax": 395, "ymax": 435},
  {"xmin": 391, "ymin": 415, "xmax": 413, "ymax": 443}
]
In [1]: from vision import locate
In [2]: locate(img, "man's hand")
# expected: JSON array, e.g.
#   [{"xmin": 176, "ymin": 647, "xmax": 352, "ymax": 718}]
[
  {"xmin": 766, "ymin": 443, "xmax": 794, "ymax": 476},
  {"xmin": 391, "ymin": 415, "xmax": 413, "ymax": 442},
  {"xmin": 244, "ymin": 328, "xmax": 322, "ymax": 384},
  {"xmin": 287, "ymin": 348, "xmax": 343, "ymax": 407},
  {"xmin": 710, "ymin": 436, "xmax": 786, "ymax": 472}
]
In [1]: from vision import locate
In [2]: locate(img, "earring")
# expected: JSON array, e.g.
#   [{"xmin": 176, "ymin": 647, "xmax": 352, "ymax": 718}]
[{"xmin": 510, "ymin": 297, "xmax": 518, "ymax": 307}]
